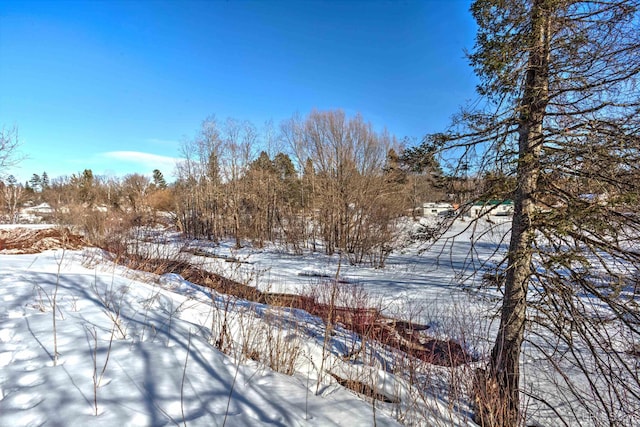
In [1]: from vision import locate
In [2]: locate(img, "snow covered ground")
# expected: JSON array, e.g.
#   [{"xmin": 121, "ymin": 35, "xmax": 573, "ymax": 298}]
[
  {"xmin": 1, "ymin": 218, "xmax": 510, "ymax": 426},
  {"xmin": 0, "ymin": 249, "xmax": 408, "ymax": 426},
  {"xmin": 5, "ymin": 217, "xmax": 629, "ymax": 426},
  {"xmin": 143, "ymin": 218, "xmax": 510, "ymax": 329}
]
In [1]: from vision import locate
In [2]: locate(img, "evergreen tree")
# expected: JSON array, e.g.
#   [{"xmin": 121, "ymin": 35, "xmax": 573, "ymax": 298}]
[
  {"xmin": 383, "ymin": 148, "xmax": 406, "ymax": 184},
  {"xmin": 429, "ymin": 0, "xmax": 640, "ymax": 425},
  {"xmin": 400, "ymin": 143, "xmax": 441, "ymax": 175},
  {"xmin": 273, "ymin": 152, "xmax": 299, "ymax": 208},
  {"xmin": 273, "ymin": 152, "xmax": 296, "ymax": 180},
  {"xmin": 41, "ymin": 171, "xmax": 49, "ymax": 190},
  {"xmin": 75, "ymin": 169, "xmax": 95, "ymax": 205},
  {"xmin": 29, "ymin": 174, "xmax": 41, "ymax": 192},
  {"xmin": 249, "ymin": 151, "xmax": 274, "ymax": 173},
  {"xmin": 152, "ymin": 169, "xmax": 167, "ymax": 189}
]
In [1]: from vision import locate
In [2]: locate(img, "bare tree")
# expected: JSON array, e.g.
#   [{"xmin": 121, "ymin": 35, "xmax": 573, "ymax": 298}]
[
  {"xmin": 283, "ymin": 110, "xmax": 403, "ymax": 265},
  {"xmin": 0, "ymin": 126, "xmax": 22, "ymax": 180},
  {"xmin": 1, "ymin": 175, "xmax": 24, "ymax": 223},
  {"xmin": 175, "ymin": 116, "xmax": 224, "ymax": 239},
  {"xmin": 121, "ymin": 173, "xmax": 151, "ymax": 215},
  {"xmin": 220, "ymin": 118, "xmax": 256, "ymax": 248},
  {"xmin": 175, "ymin": 111, "xmax": 405, "ymax": 264}
]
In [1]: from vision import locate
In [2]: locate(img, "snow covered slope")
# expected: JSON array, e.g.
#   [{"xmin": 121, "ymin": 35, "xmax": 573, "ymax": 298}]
[{"xmin": 0, "ymin": 250, "xmax": 404, "ymax": 426}]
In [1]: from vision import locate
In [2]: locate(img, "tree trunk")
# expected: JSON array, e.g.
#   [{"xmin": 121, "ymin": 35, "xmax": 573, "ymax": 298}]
[{"xmin": 478, "ymin": 1, "xmax": 551, "ymax": 425}]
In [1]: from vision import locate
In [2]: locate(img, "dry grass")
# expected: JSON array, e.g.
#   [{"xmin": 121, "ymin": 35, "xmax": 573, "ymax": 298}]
[
  {"xmin": 0, "ymin": 227, "xmax": 85, "ymax": 253},
  {"xmin": 122, "ymin": 253, "xmax": 476, "ymax": 369}
]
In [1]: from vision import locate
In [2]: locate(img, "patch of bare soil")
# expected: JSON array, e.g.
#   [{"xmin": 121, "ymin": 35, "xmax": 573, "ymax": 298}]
[
  {"xmin": 0, "ymin": 227, "xmax": 86, "ymax": 254},
  {"xmin": 330, "ymin": 372, "xmax": 400, "ymax": 403}
]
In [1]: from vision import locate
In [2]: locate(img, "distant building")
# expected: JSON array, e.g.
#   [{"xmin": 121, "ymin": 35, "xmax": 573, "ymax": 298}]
[
  {"xmin": 23, "ymin": 203, "xmax": 53, "ymax": 215},
  {"xmin": 468, "ymin": 200, "xmax": 514, "ymax": 217},
  {"xmin": 422, "ymin": 202, "xmax": 455, "ymax": 217}
]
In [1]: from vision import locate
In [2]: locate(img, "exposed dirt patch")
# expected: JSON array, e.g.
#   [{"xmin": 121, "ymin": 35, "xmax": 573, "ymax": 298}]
[
  {"xmin": 0, "ymin": 227, "xmax": 86, "ymax": 254},
  {"xmin": 329, "ymin": 372, "xmax": 400, "ymax": 403}
]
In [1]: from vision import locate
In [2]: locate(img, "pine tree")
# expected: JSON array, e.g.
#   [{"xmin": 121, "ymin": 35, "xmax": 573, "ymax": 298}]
[
  {"xmin": 249, "ymin": 151, "xmax": 275, "ymax": 173},
  {"xmin": 41, "ymin": 171, "xmax": 49, "ymax": 190},
  {"xmin": 152, "ymin": 169, "xmax": 167, "ymax": 189},
  {"xmin": 29, "ymin": 174, "xmax": 41, "ymax": 192},
  {"xmin": 428, "ymin": 0, "xmax": 640, "ymax": 424},
  {"xmin": 76, "ymin": 169, "xmax": 95, "ymax": 205},
  {"xmin": 383, "ymin": 148, "xmax": 406, "ymax": 184},
  {"xmin": 273, "ymin": 152, "xmax": 296, "ymax": 180}
]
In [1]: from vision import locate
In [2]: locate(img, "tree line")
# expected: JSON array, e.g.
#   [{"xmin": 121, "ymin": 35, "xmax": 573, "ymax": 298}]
[
  {"xmin": 173, "ymin": 110, "xmax": 444, "ymax": 267},
  {"xmin": 1, "ymin": 110, "xmax": 447, "ymax": 267}
]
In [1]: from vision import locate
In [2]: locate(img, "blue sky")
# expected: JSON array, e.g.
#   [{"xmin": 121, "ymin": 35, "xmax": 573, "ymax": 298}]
[{"xmin": 0, "ymin": 0, "xmax": 478, "ymax": 183}]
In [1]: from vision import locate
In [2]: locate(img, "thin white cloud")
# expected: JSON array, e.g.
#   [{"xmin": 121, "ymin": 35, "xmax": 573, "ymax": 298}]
[{"xmin": 101, "ymin": 151, "xmax": 180, "ymax": 174}]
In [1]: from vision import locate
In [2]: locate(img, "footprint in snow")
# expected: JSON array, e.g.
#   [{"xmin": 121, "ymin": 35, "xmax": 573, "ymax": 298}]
[
  {"xmin": 5, "ymin": 391, "xmax": 44, "ymax": 410},
  {"xmin": 13, "ymin": 349, "xmax": 38, "ymax": 362},
  {"xmin": 0, "ymin": 351, "xmax": 13, "ymax": 368},
  {"xmin": 0, "ymin": 327, "xmax": 17, "ymax": 342},
  {"xmin": 17, "ymin": 372, "xmax": 45, "ymax": 388},
  {"xmin": 6, "ymin": 310, "xmax": 24, "ymax": 319}
]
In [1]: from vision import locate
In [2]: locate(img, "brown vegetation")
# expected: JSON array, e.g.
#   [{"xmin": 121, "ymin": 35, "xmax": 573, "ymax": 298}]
[
  {"xmin": 0, "ymin": 224, "xmax": 472, "ymax": 368},
  {"xmin": 119, "ymin": 253, "xmax": 473, "ymax": 368},
  {"xmin": 329, "ymin": 372, "xmax": 400, "ymax": 403},
  {"xmin": 0, "ymin": 227, "xmax": 85, "ymax": 254}
]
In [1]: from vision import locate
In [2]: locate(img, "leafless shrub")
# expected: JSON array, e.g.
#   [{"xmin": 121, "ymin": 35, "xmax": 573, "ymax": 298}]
[
  {"xmin": 90, "ymin": 277, "xmax": 129, "ymax": 340},
  {"xmin": 85, "ymin": 323, "xmax": 117, "ymax": 417},
  {"xmin": 235, "ymin": 305, "xmax": 304, "ymax": 376}
]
